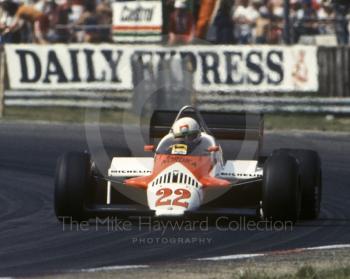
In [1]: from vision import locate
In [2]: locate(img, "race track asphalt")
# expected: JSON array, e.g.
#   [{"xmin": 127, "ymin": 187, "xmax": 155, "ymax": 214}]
[{"xmin": 0, "ymin": 122, "xmax": 349, "ymax": 277}]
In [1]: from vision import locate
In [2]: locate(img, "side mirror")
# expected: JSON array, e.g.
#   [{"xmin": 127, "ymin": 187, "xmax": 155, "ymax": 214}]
[
  {"xmin": 207, "ymin": 146, "xmax": 220, "ymax": 152},
  {"xmin": 144, "ymin": 145, "xmax": 155, "ymax": 152}
]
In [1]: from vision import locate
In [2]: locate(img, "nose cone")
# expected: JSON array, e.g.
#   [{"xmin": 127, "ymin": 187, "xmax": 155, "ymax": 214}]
[
  {"xmin": 147, "ymin": 163, "xmax": 203, "ymax": 217},
  {"xmin": 148, "ymin": 184, "xmax": 202, "ymax": 217}
]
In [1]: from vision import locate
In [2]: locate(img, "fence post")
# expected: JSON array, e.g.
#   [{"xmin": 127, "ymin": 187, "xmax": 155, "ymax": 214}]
[
  {"xmin": 0, "ymin": 49, "xmax": 6, "ymax": 117},
  {"xmin": 283, "ymin": 0, "xmax": 291, "ymax": 44},
  {"xmin": 336, "ymin": 47, "xmax": 344, "ymax": 97},
  {"xmin": 344, "ymin": 47, "xmax": 350, "ymax": 97}
]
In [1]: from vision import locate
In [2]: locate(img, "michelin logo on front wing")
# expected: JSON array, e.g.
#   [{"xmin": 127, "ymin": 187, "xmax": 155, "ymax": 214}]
[{"xmin": 147, "ymin": 163, "xmax": 203, "ymax": 216}]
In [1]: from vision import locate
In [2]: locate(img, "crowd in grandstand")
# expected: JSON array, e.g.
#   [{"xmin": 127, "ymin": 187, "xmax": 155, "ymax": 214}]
[
  {"xmin": 0, "ymin": 0, "xmax": 349, "ymax": 44},
  {"xmin": 0, "ymin": 0, "xmax": 112, "ymax": 43},
  {"xmin": 169, "ymin": 0, "xmax": 350, "ymax": 45}
]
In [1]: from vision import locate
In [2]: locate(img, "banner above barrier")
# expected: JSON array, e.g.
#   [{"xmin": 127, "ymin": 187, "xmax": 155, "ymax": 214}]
[
  {"xmin": 112, "ymin": 1, "xmax": 163, "ymax": 43},
  {"xmin": 5, "ymin": 44, "xmax": 318, "ymax": 92}
]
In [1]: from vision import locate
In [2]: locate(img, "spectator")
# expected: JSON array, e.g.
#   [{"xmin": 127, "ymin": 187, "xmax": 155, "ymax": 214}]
[
  {"xmin": 76, "ymin": 0, "xmax": 99, "ymax": 42},
  {"xmin": 295, "ymin": 0, "xmax": 320, "ymax": 40},
  {"xmin": 34, "ymin": 0, "xmax": 50, "ymax": 14},
  {"xmin": 50, "ymin": 0, "xmax": 72, "ymax": 42},
  {"xmin": 251, "ymin": 0, "xmax": 264, "ymax": 43},
  {"xmin": 168, "ymin": 0, "xmax": 194, "ymax": 45},
  {"xmin": 163, "ymin": 0, "xmax": 175, "ymax": 36},
  {"xmin": 290, "ymin": 0, "xmax": 302, "ymax": 42},
  {"xmin": 195, "ymin": 0, "xmax": 217, "ymax": 40},
  {"xmin": 96, "ymin": 0, "xmax": 112, "ymax": 42},
  {"xmin": 2, "ymin": 1, "xmax": 50, "ymax": 43},
  {"xmin": 259, "ymin": 1, "xmax": 283, "ymax": 44},
  {"xmin": 0, "ymin": 0, "xmax": 21, "ymax": 43},
  {"xmin": 270, "ymin": 0, "xmax": 284, "ymax": 18},
  {"xmin": 212, "ymin": 0, "xmax": 234, "ymax": 44},
  {"xmin": 334, "ymin": 0, "xmax": 349, "ymax": 44},
  {"xmin": 70, "ymin": 0, "xmax": 83, "ymax": 23},
  {"xmin": 290, "ymin": 0, "xmax": 302, "ymax": 19},
  {"xmin": 233, "ymin": 0, "xmax": 259, "ymax": 44},
  {"xmin": 317, "ymin": 0, "xmax": 335, "ymax": 34}
]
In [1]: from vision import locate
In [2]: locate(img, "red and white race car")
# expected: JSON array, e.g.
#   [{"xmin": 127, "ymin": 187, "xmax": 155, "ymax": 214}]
[{"xmin": 54, "ymin": 106, "xmax": 322, "ymax": 222}]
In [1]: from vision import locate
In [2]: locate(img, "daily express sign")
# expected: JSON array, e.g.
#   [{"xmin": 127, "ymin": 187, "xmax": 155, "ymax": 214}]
[{"xmin": 5, "ymin": 44, "xmax": 318, "ymax": 92}]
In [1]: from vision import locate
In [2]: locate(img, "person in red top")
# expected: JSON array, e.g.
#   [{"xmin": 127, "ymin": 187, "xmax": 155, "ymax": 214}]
[
  {"xmin": 168, "ymin": 0, "xmax": 194, "ymax": 45},
  {"xmin": 2, "ymin": 2, "xmax": 49, "ymax": 43}
]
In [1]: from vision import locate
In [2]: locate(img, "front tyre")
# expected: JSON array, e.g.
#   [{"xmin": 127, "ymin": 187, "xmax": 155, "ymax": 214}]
[
  {"xmin": 262, "ymin": 153, "xmax": 301, "ymax": 223},
  {"xmin": 276, "ymin": 149, "xmax": 322, "ymax": 220},
  {"xmin": 54, "ymin": 152, "xmax": 92, "ymax": 222}
]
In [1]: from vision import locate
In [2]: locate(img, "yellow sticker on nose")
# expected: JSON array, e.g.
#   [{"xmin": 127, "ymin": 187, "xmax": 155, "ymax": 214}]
[{"xmin": 171, "ymin": 144, "xmax": 188, "ymax": 155}]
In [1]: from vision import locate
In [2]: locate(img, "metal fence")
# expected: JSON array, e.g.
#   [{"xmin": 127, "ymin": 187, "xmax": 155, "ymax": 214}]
[{"xmin": 318, "ymin": 46, "xmax": 350, "ymax": 97}]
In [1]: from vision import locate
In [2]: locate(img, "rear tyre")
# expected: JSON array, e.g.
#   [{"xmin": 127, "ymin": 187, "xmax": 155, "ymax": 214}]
[
  {"xmin": 262, "ymin": 153, "xmax": 301, "ymax": 223},
  {"xmin": 275, "ymin": 149, "xmax": 322, "ymax": 220},
  {"xmin": 54, "ymin": 152, "xmax": 92, "ymax": 222}
]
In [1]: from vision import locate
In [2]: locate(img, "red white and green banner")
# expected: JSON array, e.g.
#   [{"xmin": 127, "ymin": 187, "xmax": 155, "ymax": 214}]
[{"xmin": 112, "ymin": 1, "xmax": 162, "ymax": 43}]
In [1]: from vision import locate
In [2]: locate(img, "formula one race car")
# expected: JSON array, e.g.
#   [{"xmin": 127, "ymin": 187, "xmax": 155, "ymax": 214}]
[{"xmin": 54, "ymin": 106, "xmax": 322, "ymax": 223}]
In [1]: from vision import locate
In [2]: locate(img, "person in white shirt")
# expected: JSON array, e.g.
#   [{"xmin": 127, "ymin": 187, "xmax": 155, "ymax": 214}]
[
  {"xmin": 233, "ymin": 0, "xmax": 259, "ymax": 44},
  {"xmin": 317, "ymin": 0, "xmax": 335, "ymax": 34}
]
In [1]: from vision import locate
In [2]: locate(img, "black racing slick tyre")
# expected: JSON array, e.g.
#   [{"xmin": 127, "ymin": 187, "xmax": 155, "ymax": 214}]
[
  {"xmin": 54, "ymin": 152, "xmax": 92, "ymax": 222},
  {"xmin": 262, "ymin": 153, "xmax": 301, "ymax": 223},
  {"xmin": 275, "ymin": 149, "xmax": 322, "ymax": 220}
]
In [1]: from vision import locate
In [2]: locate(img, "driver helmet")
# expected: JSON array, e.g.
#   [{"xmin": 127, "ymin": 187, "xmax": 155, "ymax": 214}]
[{"xmin": 172, "ymin": 117, "xmax": 201, "ymax": 142}]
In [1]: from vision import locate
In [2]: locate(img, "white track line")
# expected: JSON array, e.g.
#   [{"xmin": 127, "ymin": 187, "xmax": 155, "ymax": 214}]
[
  {"xmin": 79, "ymin": 265, "xmax": 149, "ymax": 273},
  {"xmin": 197, "ymin": 253, "xmax": 264, "ymax": 261},
  {"xmin": 196, "ymin": 244, "xmax": 350, "ymax": 261},
  {"xmin": 306, "ymin": 244, "xmax": 350, "ymax": 251}
]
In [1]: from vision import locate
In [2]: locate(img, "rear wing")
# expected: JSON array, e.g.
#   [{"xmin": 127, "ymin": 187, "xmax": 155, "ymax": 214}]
[{"xmin": 149, "ymin": 110, "xmax": 264, "ymax": 142}]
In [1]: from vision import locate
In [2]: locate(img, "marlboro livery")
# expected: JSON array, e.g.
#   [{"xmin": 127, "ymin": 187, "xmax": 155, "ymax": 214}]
[{"xmin": 54, "ymin": 106, "xmax": 322, "ymax": 222}]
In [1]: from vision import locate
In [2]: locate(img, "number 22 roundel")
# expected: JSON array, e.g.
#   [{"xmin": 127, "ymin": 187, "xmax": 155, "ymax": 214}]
[{"xmin": 155, "ymin": 188, "xmax": 191, "ymax": 208}]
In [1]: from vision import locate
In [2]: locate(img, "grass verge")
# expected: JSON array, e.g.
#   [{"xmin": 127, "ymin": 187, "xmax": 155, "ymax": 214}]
[
  {"xmin": 38, "ymin": 248, "xmax": 350, "ymax": 279},
  {"xmin": 265, "ymin": 114, "xmax": 350, "ymax": 132},
  {"xmin": 237, "ymin": 265, "xmax": 350, "ymax": 279},
  {"xmin": 2, "ymin": 107, "xmax": 350, "ymax": 132},
  {"xmin": 2, "ymin": 107, "xmax": 126, "ymax": 123}
]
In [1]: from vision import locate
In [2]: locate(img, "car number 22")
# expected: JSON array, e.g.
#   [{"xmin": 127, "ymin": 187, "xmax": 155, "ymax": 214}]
[{"xmin": 155, "ymin": 188, "xmax": 191, "ymax": 208}]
